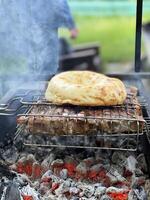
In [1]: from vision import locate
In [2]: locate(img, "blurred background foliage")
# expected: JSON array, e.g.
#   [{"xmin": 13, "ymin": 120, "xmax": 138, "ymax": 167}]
[{"xmin": 59, "ymin": 0, "xmax": 150, "ymax": 66}]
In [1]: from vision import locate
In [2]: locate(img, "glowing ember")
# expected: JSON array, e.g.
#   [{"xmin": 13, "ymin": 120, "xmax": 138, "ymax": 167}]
[
  {"xmin": 0, "ymin": 144, "xmax": 149, "ymax": 199},
  {"xmin": 22, "ymin": 195, "xmax": 33, "ymax": 200}
]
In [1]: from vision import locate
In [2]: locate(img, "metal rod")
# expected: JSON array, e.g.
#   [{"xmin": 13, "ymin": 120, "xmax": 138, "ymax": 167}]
[
  {"xmin": 17, "ymin": 113, "xmax": 146, "ymax": 122},
  {"xmin": 135, "ymin": 0, "xmax": 143, "ymax": 72},
  {"xmin": 107, "ymin": 72, "xmax": 150, "ymax": 79},
  {"xmin": 23, "ymin": 132, "xmax": 144, "ymax": 137},
  {"xmin": 23, "ymin": 143, "xmax": 137, "ymax": 152}
]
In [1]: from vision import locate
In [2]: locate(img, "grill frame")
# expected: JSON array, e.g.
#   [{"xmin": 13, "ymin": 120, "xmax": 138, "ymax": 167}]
[
  {"xmin": 0, "ymin": 75, "xmax": 150, "ymax": 173},
  {"xmin": 0, "ymin": 75, "xmax": 150, "ymax": 152},
  {"xmin": 14, "ymin": 88, "xmax": 146, "ymax": 151}
]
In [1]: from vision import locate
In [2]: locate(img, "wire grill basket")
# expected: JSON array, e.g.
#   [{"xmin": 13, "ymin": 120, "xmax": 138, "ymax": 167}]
[{"xmin": 0, "ymin": 87, "xmax": 149, "ymax": 151}]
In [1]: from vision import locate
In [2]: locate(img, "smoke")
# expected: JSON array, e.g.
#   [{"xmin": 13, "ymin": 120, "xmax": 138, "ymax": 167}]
[
  {"xmin": 0, "ymin": 0, "xmax": 74, "ymax": 98},
  {"xmin": 0, "ymin": 0, "xmax": 60, "ymax": 74},
  {"xmin": 0, "ymin": 0, "xmax": 59, "ymax": 98}
]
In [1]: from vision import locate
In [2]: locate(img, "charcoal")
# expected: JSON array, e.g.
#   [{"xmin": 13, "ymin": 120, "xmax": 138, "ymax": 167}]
[
  {"xmin": 79, "ymin": 197, "xmax": 88, "ymax": 200},
  {"xmin": 2, "ymin": 147, "xmax": 19, "ymax": 164},
  {"xmin": 0, "ymin": 182, "xmax": 5, "ymax": 199},
  {"xmin": 42, "ymin": 170, "xmax": 53, "ymax": 179},
  {"xmin": 51, "ymin": 159, "xmax": 64, "ymax": 168},
  {"xmin": 131, "ymin": 174, "xmax": 146, "ymax": 188},
  {"xmin": 64, "ymin": 179, "xmax": 73, "ymax": 188},
  {"xmin": 112, "ymin": 151, "xmax": 129, "ymax": 165},
  {"xmin": 83, "ymin": 157, "xmax": 95, "ymax": 167},
  {"xmin": 0, "ymin": 163, "xmax": 16, "ymax": 179},
  {"xmin": 41, "ymin": 159, "xmax": 49, "ymax": 172},
  {"xmin": 65, "ymin": 155, "xmax": 78, "ymax": 164},
  {"xmin": 135, "ymin": 168, "xmax": 144, "ymax": 177},
  {"xmin": 69, "ymin": 179, "xmax": 77, "ymax": 187},
  {"xmin": 137, "ymin": 154, "xmax": 148, "ymax": 173},
  {"xmin": 43, "ymin": 193, "xmax": 56, "ymax": 200},
  {"xmin": 32, "ymin": 181, "xmax": 40, "ymax": 190},
  {"xmin": 27, "ymin": 154, "xmax": 36, "ymax": 162},
  {"xmin": 60, "ymin": 169, "xmax": 68, "ymax": 180},
  {"xmin": 126, "ymin": 155, "xmax": 138, "ymax": 173},
  {"xmin": 94, "ymin": 183, "xmax": 103, "ymax": 188},
  {"xmin": 55, "ymin": 182, "xmax": 70, "ymax": 197},
  {"xmin": 106, "ymin": 167, "xmax": 126, "ymax": 184},
  {"xmin": 128, "ymin": 186, "xmax": 148, "ymax": 200},
  {"xmin": 128, "ymin": 190, "xmax": 138, "ymax": 200},
  {"xmin": 110, "ymin": 164, "xmax": 123, "ymax": 177},
  {"xmin": 88, "ymin": 197, "xmax": 97, "ymax": 200},
  {"xmin": 57, "ymin": 195, "xmax": 68, "ymax": 200},
  {"xmin": 103, "ymin": 164, "xmax": 111, "ymax": 172},
  {"xmin": 106, "ymin": 186, "xmax": 128, "ymax": 194},
  {"xmin": 100, "ymin": 195, "xmax": 112, "ymax": 200},
  {"xmin": 5, "ymin": 182, "xmax": 21, "ymax": 200},
  {"xmin": 82, "ymin": 185, "xmax": 95, "ymax": 198},
  {"xmin": 48, "ymin": 153, "xmax": 56, "ymax": 164},
  {"xmin": 13, "ymin": 174, "xmax": 30, "ymax": 187},
  {"xmin": 144, "ymin": 180, "xmax": 150, "ymax": 200},
  {"xmin": 79, "ymin": 191, "xmax": 84, "ymax": 197},
  {"xmin": 20, "ymin": 184, "xmax": 41, "ymax": 199},
  {"xmin": 9, "ymin": 163, "xmax": 17, "ymax": 171},
  {"xmin": 70, "ymin": 187, "xmax": 80, "ymax": 195},
  {"xmin": 49, "ymin": 174, "xmax": 60, "ymax": 184},
  {"xmin": 0, "ymin": 138, "xmax": 149, "ymax": 199},
  {"xmin": 90, "ymin": 164, "xmax": 103, "ymax": 173},
  {"xmin": 76, "ymin": 162, "xmax": 89, "ymax": 176},
  {"xmin": 39, "ymin": 184, "xmax": 49, "ymax": 195},
  {"xmin": 94, "ymin": 186, "xmax": 106, "ymax": 197},
  {"xmin": 70, "ymin": 197, "xmax": 80, "ymax": 200}
]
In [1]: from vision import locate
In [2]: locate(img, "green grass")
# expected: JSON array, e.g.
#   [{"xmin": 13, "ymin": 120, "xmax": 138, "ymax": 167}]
[{"xmin": 60, "ymin": 15, "xmax": 150, "ymax": 63}]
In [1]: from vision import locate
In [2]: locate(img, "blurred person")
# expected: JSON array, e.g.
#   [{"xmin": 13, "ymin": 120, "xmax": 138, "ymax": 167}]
[
  {"xmin": 0, "ymin": 0, "xmax": 78, "ymax": 75},
  {"xmin": 59, "ymin": 0, "xmax": 79, "ymax": 57}
]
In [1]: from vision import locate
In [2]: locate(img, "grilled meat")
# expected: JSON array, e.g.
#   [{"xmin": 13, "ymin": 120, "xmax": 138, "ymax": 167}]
[{"xmin": 17, "ymin": 87, "xmax": 145, "ymax": 135}]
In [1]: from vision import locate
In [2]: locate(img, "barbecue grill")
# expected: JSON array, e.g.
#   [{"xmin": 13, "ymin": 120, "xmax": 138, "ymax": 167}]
[
  {"xmin": 0, "ymin": 1, "xmax": 150, "ymax": 199},
  {"xmin": 0, "ymin": 0, "xmax": 150, "ymax": 200}
]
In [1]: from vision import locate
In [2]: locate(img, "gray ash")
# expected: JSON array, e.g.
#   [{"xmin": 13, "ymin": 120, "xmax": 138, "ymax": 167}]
[{"xmin": 0, "ymin": 142, "xmax": 149, "ymax": 199}]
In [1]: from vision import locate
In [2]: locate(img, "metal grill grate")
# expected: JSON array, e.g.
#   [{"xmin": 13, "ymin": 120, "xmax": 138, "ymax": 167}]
[
  {"xmin": 0, "ymin": 87, "xmax": 149, "ymax": 151},
  {"xmin": 14, "ymin": 121, "xmax": 149, "ymax": 152}
]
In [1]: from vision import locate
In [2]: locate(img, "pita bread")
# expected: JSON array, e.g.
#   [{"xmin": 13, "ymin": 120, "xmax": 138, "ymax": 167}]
[{"xmin": 45, "ymin": 71, "xmax": 127, "ymax": 106}]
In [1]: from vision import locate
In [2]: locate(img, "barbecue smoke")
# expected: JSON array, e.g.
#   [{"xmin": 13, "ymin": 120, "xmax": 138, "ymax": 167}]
[{"xmin": 0, "ymin": 0, "xmax": 73, "ymax": 99}]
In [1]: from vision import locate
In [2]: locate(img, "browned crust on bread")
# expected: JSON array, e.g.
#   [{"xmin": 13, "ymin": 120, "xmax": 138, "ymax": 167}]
[{"xmin": 45, "ymin": 71, "xmax": 127, "ymax": 106}]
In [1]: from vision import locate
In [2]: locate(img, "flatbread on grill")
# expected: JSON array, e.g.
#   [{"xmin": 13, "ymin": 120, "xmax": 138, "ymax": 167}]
[{"xmin": 45, "ymin": 71, "xmax": 127, "ymax": 106}]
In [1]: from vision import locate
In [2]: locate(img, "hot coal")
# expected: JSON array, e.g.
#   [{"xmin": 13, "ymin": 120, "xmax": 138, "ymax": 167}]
[
  {"xmin": 0, "ymin": 177, "xmax": 41, "ymax": 200},
  {"xmin": 0, "ymin": 142, "xmax": 149, "ymax": 200},
  {"xmin": 0, "ymin": 162, "xmax": 16, "ymax": 180},
  {"xmin": 4, "ymin": 182, "xmax": 21, "ymax": 200},
  {"xmin": 0, "ymin": 127, "xmax": 149, "ymax": 199}
]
